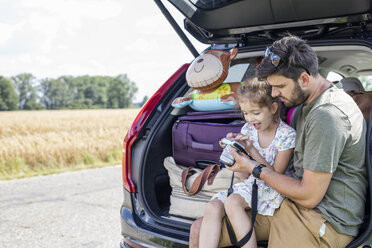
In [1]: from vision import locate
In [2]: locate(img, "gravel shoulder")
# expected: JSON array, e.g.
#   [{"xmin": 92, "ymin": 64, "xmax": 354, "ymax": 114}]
[{"xmin": 0, "ymin": 166, "xmax": 123, "ymax": 248}]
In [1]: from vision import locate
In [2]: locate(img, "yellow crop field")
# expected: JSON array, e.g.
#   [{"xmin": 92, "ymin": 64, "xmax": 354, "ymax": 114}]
[{"xmin": 0, "ymin": 108, "xmax": 140, "ymax": 179}]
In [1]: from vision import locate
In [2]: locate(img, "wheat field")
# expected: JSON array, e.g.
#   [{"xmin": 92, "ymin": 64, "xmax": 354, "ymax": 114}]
[{"xmin": 0, "ymin": 108, "xmax": 140, "ymax": 179}]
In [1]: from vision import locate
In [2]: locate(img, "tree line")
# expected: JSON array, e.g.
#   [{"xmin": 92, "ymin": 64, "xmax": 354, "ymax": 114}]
[{"xmin": 0, "ymin": 73, "xmax": 144, "ymax": 111}]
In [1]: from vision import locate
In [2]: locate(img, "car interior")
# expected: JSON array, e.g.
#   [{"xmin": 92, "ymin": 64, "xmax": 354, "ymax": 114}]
[
  {"xmin": 120, "ymin": 1, "xmax": 372, "ymax": 247},
  {"xmin": 132, "ymin": 42, "xmax": 372, "ymax": 246}
]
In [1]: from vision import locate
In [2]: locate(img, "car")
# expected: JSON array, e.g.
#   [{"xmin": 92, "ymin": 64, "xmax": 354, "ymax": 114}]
[{"xmin": 120, "ymin": 0, "xmax": 372, "ymax": 247}]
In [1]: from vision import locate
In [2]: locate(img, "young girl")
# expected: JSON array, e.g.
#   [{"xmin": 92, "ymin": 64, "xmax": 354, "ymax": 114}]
[{"xmin": 199, "ymin": 77, "xmax": 296, "ymax": 248}]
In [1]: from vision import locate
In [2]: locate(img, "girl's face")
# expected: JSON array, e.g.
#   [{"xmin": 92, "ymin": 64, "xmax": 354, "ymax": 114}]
[{"xmin": 239, "ymin": 99, "xmax": 278, "ymax": 132}]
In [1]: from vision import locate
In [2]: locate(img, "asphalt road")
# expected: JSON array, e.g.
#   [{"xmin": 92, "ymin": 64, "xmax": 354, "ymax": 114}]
[{"xmin": 0, "ymin": 166, "xmax": 123, "ymax": 248}]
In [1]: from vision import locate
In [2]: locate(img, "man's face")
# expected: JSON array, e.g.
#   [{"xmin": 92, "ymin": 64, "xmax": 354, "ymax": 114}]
[{"xmin": 266, "ymin": 74, "xmax": 308, "ymax": 108}]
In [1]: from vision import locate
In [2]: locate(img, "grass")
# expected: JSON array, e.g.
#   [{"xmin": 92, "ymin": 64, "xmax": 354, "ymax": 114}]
[{"xmin": 0, "ymin": 108, "xmax": 139, "ymax": 180}]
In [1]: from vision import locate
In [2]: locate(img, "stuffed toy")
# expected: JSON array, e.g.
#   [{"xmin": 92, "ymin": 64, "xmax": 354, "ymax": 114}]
[{"xmin": 171, "ymin": 48, "xmax": 241, "ymax": 111}]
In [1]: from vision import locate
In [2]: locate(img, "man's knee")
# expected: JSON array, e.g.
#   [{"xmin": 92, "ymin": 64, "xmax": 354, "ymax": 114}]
[{"xmin": 189, "ymin": 218, "xmax": 203, "ymax": 248}]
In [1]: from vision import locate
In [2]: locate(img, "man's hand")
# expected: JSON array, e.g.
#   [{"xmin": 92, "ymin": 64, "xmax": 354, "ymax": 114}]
[{"xmin": 225, "ymin": 146, "xmax": 257, "ymax": 173}]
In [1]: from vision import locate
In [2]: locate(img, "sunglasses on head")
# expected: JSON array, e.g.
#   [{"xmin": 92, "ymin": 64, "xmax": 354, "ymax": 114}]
[{"xmin": 264, "ymin": 47, "xmax": 311, "ymax": 75}]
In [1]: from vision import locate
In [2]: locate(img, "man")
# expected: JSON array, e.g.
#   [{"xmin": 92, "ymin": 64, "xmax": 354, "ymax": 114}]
[{"xmin": 189, "ymin": 35, "xmax": 367, "ymax": 248}]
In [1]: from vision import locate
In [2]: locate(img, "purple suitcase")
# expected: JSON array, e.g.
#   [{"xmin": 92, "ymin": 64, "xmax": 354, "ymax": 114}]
[{"xmin": 172, "ymin": 110, "xmax": 244, "ymax": 167}]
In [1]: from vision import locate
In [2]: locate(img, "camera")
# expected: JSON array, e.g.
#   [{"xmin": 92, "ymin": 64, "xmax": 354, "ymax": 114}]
[{"xmin": 219, "ymin": 138, "xmax": 249, "ymax": 166}]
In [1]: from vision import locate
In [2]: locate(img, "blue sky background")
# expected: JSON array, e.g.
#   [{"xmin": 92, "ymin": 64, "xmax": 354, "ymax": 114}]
[{"xmin": 0, "ymin": 0, "xmax": 207, "ymax": 101}]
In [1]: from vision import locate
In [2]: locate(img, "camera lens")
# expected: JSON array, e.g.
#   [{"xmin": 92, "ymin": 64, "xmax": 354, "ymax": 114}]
[{"xmin": 219, "ymin": 146, "xmax": 235, "ymax": 166}]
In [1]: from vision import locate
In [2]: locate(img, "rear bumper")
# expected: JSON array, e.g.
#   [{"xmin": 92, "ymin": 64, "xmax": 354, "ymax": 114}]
[
  {"xmin": 120, "ymin": 237, "xmax": 159, "ymax": 248},
  {"xmin": 120, "ymin": 205, "xmax": 188, "ymax": 247}
]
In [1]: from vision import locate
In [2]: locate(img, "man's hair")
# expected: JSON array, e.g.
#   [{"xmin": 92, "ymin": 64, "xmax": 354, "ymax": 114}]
[{"xmin": 256, "ymin": 35, "xmax": 319, "ymax": 81}]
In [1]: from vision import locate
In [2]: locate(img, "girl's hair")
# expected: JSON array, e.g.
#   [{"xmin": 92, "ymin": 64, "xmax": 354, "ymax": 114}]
[{"xmin": 237, "ymin": 77, "xmax": 281, "ymax": 119}]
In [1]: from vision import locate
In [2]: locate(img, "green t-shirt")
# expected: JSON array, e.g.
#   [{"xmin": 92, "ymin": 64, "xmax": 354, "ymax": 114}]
[{"xmin": 291, "ymin": 84, "xmax": 367, "ymax": 236}]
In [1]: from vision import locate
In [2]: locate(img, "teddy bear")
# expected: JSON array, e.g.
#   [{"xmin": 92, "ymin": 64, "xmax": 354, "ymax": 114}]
[{"xmin": 171, "ymin": 48, "xmax": 242, "ymax": 111}]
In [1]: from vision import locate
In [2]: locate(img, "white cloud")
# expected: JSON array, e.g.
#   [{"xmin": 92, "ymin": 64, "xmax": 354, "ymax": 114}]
[
  {"xmin": 135, "ymin": 14, "xmax": 174, "ymax": 35},
  {"xmin": 0, "ymin": 23, "xmax": 16, "ymax": 45},
  {"xmin": 0, "ymin": 0, "xmax": 207, "ymax": 101},
  {"xmin": 20, "ymin": 0, "xmax": 123, "ymax": 20},
  {"xmin": 124, "ymin": 38, "xmax": 160, "ymax": 53}
]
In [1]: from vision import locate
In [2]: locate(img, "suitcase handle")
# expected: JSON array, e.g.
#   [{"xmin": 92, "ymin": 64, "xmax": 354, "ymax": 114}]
[
  {"xmin": 187, "ymin": 134, "xmax": 220, "ymax": 151},
  {"xmin": 195, "ymin": 160, "xmax": 222, "ymax": 169}
]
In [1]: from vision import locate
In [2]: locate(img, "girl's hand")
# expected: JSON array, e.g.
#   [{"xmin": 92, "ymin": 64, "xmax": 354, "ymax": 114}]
[
  {"xmin": 224, "ymin": 147, "xmax": 257, "ymax": 174},
  {"xmin": 226, "ymin": 133, "xmax": 254, "ymax": 152}
]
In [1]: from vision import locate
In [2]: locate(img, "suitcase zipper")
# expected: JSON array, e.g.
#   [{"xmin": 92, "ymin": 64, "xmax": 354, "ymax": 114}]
[{"xmin": 175, "ymin": 120, "xmax": 180, "ymax": 128}]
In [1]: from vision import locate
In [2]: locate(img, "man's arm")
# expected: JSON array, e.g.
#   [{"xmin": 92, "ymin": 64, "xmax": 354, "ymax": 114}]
[
  {"xmin": 227, "ymin": 147, "xmax": 332, "ymax": 209},
  {"xmin": 260, "ymin": 167, "xmax": 332, "ymax": 208}
]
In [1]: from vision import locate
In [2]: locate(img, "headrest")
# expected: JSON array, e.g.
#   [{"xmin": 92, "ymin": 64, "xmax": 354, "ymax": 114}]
[{"xmin": 339, "ymin": 77, "xmax": 364, "ymax": 91}]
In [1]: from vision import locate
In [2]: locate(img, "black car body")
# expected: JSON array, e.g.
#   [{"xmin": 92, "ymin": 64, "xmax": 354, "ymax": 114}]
[{"xmin": 120, "ymin": 0, "xmax": 372, "ymax": 247}]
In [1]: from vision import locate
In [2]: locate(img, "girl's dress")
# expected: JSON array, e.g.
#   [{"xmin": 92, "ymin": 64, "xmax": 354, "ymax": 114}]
[{"xmin": 212, "ymin": 119, "xmax": 296, "ymax": 216}]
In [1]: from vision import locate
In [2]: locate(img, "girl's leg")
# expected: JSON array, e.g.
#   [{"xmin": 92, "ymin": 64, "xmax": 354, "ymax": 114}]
[
  {"xmin": 189, "ymin": 218, "xmax": 203, "ymax": 248},
  {"xmin": 225, "ymin": 193, "xmax": 257, "ymax": 248},
  {"xmin": 199, "ymin": 198, "xmax": 225, "ymax": 248}
]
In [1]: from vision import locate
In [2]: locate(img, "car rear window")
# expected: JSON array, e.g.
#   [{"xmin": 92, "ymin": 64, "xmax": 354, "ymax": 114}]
[
  {"xmin": 326, "ymin": 71, "xmax": 343, "ymax": 82},
  {"xmin": 359, "ymin": 76, "xmax": 372, "ymax": 91},
  {"xmin": 224, "ymin": 63, "xmax": 253, "ymax": 82}
]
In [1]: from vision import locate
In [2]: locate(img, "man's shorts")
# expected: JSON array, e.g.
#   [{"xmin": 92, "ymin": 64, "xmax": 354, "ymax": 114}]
[{"xmin": 218, "ymin": 198, "xmax": 354, "ymax": 248}]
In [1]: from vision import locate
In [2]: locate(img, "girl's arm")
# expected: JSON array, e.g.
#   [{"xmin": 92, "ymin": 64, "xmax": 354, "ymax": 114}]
[
  {"xmin": 227, "ymin": 132, "xmax": 294, "ymax": 174},
  {"xmin": 246, "ymin": 147, "xmax": 293, "ymax": 174}
]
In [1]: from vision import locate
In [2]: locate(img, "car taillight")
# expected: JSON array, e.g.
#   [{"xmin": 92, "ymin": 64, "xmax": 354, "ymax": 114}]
[{"xmin": 122, "ymin": 63, "xmax": 190, "ymax": 192}]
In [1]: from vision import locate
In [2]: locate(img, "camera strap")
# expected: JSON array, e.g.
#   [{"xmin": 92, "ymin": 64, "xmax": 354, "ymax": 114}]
[{"xmin": 224, "ymin": 173, "xmax": 258, "ymax": 247}]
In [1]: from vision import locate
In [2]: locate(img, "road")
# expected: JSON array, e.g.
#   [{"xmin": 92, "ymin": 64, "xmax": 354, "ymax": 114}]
[{"xmin": 0, "ymin": 166, "xmax": 123, "ymax": 248}]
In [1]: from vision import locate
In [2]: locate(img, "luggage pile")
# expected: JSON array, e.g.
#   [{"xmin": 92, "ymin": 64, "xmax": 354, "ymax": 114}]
[{"xmin": 165, "ymin": 110, "xmax": 245, "ymax": 219}]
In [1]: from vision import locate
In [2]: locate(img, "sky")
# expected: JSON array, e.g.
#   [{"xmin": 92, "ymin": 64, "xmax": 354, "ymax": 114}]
[{"xmin": 0, "ymin": 0, "xmax": 208, "ymax": 102}]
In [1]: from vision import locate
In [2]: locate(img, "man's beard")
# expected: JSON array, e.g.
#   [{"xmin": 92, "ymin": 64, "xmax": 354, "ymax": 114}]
[{"xmin": 284, "ymin": 83, "xmax": 308, "ymax": 108}]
